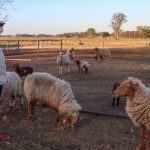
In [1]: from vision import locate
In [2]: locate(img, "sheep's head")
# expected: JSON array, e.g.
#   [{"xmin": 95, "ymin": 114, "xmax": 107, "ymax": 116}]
[
  {"xmin": 113, "ymin": 79, "xmax": 139, "ymax": 98},
  {"xmin": 12, "ymin": 63, "xmax": 19, "ymax": 70},
  {"xmin": 74, "ymin": 59, "xmax": 80, "ymax": 65},
  {"xmin": 63, "ymin": 111, "xmax": 79, "ymax": 131},
  {"xmin": 95, "ymin": 47, "xmax": 99, "ymax": 51}
]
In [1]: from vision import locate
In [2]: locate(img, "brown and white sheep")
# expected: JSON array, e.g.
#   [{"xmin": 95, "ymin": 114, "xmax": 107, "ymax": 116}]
[
  {"xmin": 24, "ymin": 72, "xmax": 81, "ymax": 130},
  {"xmin": 95, "ymin": 47, "xmax": 111, "ymax": 61},
  {"xmin": 12, "ymin": 63, "xmax": 33, "ymax": 78},
  {"xmin": 74, "ymin": 59, "xmax": 89, "ymax": 74},
  {"xmin": 113, "ymin": 77, "xmax": 150, "ymax": 150}
]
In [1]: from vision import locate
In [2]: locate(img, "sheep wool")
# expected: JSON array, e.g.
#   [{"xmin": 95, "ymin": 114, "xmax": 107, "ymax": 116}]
[
  {"xmin": 1, "ymin": 71, "xmax": 23, "ymax": 108},
  {"xmin": 125, "ymin": 77, "xmax": 150, "ymax": 130},
  {"xmin": 24, "ymin": 72, "xmax": 81, "ymax": 114}
]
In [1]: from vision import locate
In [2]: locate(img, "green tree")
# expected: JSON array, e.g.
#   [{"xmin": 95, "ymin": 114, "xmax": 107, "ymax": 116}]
[
  {"xmin": 110, "ymin": 13, "xmax": 127, "ymax": 40},
  {"xmin": 86, "ymin": 28, "xmax": 97, "ymax": 37},
  {"xmin": 137, "ymin": 26, "xmax": 150, "ymax": 38}
]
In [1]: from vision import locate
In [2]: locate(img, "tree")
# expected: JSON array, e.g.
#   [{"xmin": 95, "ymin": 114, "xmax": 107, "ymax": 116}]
[
  {"xmin": 137, "ymin": 26, "xmax": 150, "ymax": 38},
  {"xmin": 0, "ymin": 0, "xmax": 13, "ymax": 21},
  {"xmin": 86, "ymin": 28, "xmax": 97, "ymax": 37},
  {"xmin": 110, "ymin": 13, "xmax": 127, "ymax": 40}
]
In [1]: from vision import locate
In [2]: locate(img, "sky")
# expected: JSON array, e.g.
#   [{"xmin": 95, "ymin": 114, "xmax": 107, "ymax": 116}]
[{"xmin": 1, "ymin": 0, "xmax": 150, "ymax": 35}]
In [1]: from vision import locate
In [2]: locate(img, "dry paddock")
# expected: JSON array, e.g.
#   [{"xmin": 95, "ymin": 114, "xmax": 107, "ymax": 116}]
[{"xmin": 1, "ymin": 48, "xmax": 150, "ymax": 150}]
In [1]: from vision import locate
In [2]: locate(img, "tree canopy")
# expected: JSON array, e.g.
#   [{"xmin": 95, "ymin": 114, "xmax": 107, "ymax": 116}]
[
  {"xmin": 0, "ymin": 0, "xmax": 13, "ymax": 21},
  {"xmin": 86, "ymin": 28, "xmax": 97, "ymax": 37},
  {"xmin": 110, "ymin": 13, "xmax": 127, "ymax": 40}
]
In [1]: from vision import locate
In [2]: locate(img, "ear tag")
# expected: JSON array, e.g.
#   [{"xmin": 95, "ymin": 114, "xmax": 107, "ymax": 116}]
[{"xmin": 70, "ymin": 112, "xmax": 77, "ymax": 118}]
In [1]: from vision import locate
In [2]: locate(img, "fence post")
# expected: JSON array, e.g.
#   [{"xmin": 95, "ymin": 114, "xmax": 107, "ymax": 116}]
[
  {"xmin": 7, "ymin": 41, "xmax": 9, "ymax": 52},
  {"xmin": 17, "ymin": 41, "xmax": 20, "ymax": 53},
  {"xmin": 102, "ymin": 41, "xmax": 104, "ymax": 48},
  {"xmin": 38, "ymin": 40, "xmax": 40, "ymax": 53},
  {"xmin": 60, "ymin": 39, "xmax": 63, "ymax": 52}
]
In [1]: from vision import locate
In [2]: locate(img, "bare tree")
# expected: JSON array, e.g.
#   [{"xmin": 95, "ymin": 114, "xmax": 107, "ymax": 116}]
[
  {"xmin": 110, "ymin": 13, "xmax": 127, "ymax": 40},
  {"xmin": 0, "ymin": 0, "xmax": 13, "ymax": 21}
]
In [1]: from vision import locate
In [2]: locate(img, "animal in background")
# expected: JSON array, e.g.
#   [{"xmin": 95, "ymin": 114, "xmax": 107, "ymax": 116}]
[
  {"xmin": 74, "ymin": 59, "xmax": 89, "ymax": 74},
  {"xmin": 95, "ymin": 47, "xmax": 111, "ymax": 61},
  {"xmin": 57, "ymin": 48, "xmax": 74, "ymax": 75}
]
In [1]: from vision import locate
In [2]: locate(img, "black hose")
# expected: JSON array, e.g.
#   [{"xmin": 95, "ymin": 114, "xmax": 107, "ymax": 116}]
[{"xmin": 80, "ymin": 109, "xmax": 128, "ymax": 119}]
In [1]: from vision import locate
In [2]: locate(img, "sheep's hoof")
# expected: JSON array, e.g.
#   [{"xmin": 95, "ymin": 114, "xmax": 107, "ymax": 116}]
[
  {"xmin": 20, "ymin": 104, "xmax": 23, "ymax": 108},
  {"xmin": 8, "ymin": 106, "xmax": 13, "ymax": 112}
]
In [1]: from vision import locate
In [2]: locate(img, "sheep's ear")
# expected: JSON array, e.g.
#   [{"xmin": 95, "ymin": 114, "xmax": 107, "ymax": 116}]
[{"xmin": 131, "ymin": 82, "xmax": 139, "ymax": 91}]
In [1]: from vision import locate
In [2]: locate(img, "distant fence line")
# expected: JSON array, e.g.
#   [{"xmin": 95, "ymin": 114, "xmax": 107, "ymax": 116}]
[
  {"xmin": 0, "ymin": 39, "xmax": 150, "ymax": 54},
  {"xmin": 0, "ymin": 39, "xmax": 63, "ymax": 53}
]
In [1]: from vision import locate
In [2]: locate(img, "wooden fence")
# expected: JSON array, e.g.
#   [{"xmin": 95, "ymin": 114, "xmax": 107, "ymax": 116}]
[{"xmin": 0, "ymin": 39, "xmax": 63, "ymax": 54}]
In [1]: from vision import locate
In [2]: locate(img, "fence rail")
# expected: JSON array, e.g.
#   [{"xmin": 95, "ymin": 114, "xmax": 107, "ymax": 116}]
[
  {"xmin": 0, "ymin": 39, "xmax": 63, "ymax": 54},
  {"xmin": 0, "ymin": 38, "xmax": 150, "ymax": 54}
]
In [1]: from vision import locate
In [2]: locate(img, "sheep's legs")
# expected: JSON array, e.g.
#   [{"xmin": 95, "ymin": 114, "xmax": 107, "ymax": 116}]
[
  {"xmin": 78, "ymin": 66, "xmax": 80, "ymax": 73},
  {"xmin": 9, "ymin": 95, "xmax": 15, "ymax": 111},
  {"xmin": 137, "ymin": 126, "xmax": 145, "ymax": 150},
  {"xmin": 58, "ymin": 66, "xmax": 63, "ymax": 75},
  {"xmin": 116, "ymin": 97, "xmax": 120, "ymax": 106},
  {"xmin": 19, "ymin": 95, "xmax": 24, "ymax": 108},
  {"xmin": 146, "ymin": 131, "xmax": 150, "ymax": 150},
  {"xmin": 0, "ymin": 97, "xmax": 3, "ymax": 114},
  {"xmin": 112, "ymin": 98, "xmax": 115, "ymax": 106},
  {"xmin": 54, "ymin": 110, "xmax": 59, "ymax": 128},
  {"xmin": 27, "ymin": 101, "xmax": 35, "ymax": 120}
]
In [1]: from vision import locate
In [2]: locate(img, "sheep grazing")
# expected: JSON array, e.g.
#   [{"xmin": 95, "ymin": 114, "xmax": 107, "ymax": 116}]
[
  {"xmin": 112, "ymin": 82, "xmax": 120, "ymax": 106},
  {"xmin": 113, "ymin": 77, "xmax": 150, "ymax": 150},
  {"xmin": 56, "ymin": 48, "xmax": 74, "ymax": 75},
  {"xmin": 0, "ymin": 72, "xmax": 23, "ymax": 111},
  {"xmin": 95, "ymin": 47, "xmax": 111, "ymax": 61},
  {"xmin": 74, "ymin": 59, "xmax": 89, "ymax": 74},
  {"xmin": 12, "ymin": 63, "xmax": 33, "ymax": 78},
  {"xmin": 24, "ymin": 72, "xmax": 81, "ymax": 130}
]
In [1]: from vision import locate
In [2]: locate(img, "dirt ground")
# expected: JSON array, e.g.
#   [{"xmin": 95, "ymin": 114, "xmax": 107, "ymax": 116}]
[{"xmin": 1, "ymin": 48, "xmax": 150, "ymax": 150}]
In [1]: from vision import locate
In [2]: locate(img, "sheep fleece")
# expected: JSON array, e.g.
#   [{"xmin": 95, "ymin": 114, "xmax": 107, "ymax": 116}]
[
  {"xmin": 24, "ymin": 72, "xmax": 81, "ymax": 113},
  {"xmin": 126, "ymin": 77, "xmax": 150, "ymax": 130}
]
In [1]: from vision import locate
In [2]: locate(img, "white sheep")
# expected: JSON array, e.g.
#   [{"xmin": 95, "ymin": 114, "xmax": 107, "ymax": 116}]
[
  {"xmin": 56, "ymin": 48, "xmax": 74, "ymax": 75},
  {"xmin": 24, "ymin": 72, "xmax": 81, "ymax": 130},
  {"xmin": 0, "ymin": 72, "xmax": 23, "ymax": 111},
  {"xmin": 113, "ymin": 77, "xmax": 150, "ymax": 150}
]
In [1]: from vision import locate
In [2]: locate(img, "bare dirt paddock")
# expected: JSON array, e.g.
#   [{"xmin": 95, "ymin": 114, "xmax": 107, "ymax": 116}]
[{"xmin": 1, "ymin": 48, "xmax": 150, "ymax": 150}]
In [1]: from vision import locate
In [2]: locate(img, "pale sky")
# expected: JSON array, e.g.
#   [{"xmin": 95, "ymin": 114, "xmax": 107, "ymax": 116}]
[{"xmin": 1, "ymin": 0, "xmax": 150, "ymax": 35}]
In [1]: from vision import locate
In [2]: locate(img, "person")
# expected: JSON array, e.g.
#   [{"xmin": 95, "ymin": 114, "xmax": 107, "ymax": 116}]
[
  {"xmin": 0, "ymin": 48, "xmax": 7, "ymax": 107},
  {"xmin": 0, "ymin": 48, "xmax": 10, "ymax": 141}
]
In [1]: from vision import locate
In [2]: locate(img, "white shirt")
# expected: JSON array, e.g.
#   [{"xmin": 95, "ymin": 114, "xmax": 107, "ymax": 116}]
[{"xmin": 0, "ymin": 48, "xmax": 7, "ymax": 85}]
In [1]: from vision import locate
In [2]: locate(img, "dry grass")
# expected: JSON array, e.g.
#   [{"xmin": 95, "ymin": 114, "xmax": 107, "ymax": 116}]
[{"xmin": 0, "ymin": 37, "xmax": 150, "ymax": 51}]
